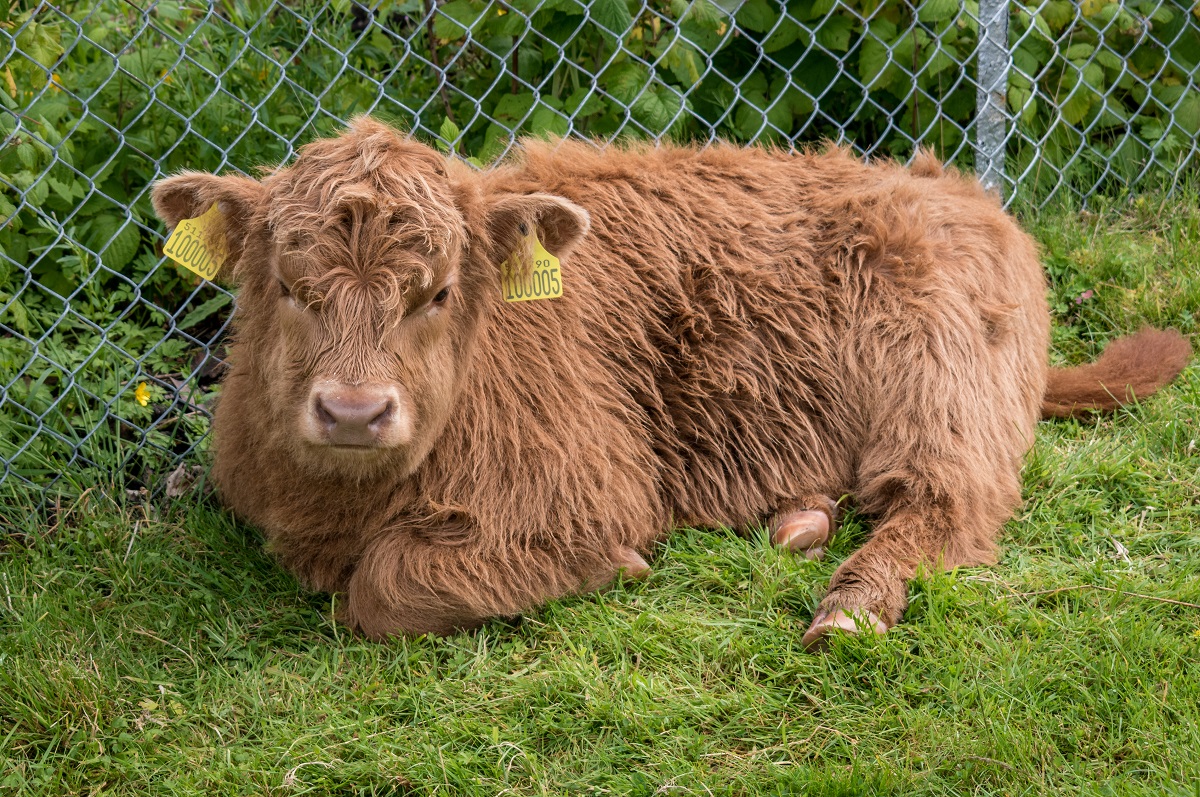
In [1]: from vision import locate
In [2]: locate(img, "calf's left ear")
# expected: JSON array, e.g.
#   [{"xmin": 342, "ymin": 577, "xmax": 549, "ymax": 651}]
[{"xmin": 485, "ymin": 192, "xmax": 590, "ymax": 263}]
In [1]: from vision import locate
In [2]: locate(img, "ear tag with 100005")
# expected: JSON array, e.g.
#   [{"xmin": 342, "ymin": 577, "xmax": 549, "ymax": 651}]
[
  {"xmin": 163, "ymin": 202, "xmax": 226, "ymax": 281},
  {"xmin": 501, "ymin": 233, "xmax": 562, "ymax": 302}
]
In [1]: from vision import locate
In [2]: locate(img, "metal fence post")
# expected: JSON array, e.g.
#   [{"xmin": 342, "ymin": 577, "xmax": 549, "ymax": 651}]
[{"xmin": 975, "ymin": 0, "xmax": 1011, "ymax": 195}]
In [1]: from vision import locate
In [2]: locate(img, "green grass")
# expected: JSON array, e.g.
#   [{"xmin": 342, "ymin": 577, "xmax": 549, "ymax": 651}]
[{"xmin": 2, "ymin": 193, "xmax": 1200, "ymax": 796}]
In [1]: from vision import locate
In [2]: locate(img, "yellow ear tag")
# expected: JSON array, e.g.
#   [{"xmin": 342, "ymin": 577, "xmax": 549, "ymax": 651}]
[
  {"xmin": 501, "ymin": 233, "xmax": 562, "ymax": 302},
  {"xmin": 163, "ymin": 202, "xmax": 225, "ymax": 282}
]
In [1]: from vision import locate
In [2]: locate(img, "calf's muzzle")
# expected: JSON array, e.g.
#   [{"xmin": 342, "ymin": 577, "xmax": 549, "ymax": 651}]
[{"xmin": 308, "ymin": 382, "xmax": 407, "ymax": 448}]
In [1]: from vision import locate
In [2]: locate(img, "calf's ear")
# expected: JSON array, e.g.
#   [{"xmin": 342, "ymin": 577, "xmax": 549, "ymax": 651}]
[
  {"xmin": 485, "ymin": 192, "xmax": 590, "ymax": 263},
  {"xmin": 151, "ymin": 171, "xmax": 267, "ymax": 280}
]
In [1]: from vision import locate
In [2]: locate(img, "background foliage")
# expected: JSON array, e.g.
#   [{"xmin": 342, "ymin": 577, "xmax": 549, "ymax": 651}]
[{"xmin": 1, "ymin": 0, "xmax": 1198, "ymax": 496}]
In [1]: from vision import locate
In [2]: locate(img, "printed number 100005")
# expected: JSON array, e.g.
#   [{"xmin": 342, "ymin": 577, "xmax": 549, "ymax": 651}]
[{"xmin": 504, "ymin": 261, "xmax": 562, "ymax": 302}]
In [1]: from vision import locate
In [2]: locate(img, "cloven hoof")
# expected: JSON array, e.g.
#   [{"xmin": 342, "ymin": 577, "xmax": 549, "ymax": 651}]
[
  {"xmin": 615, "ymin": 547, "xmax": 651, "ymax": 580},
  {"xmin": 771, "ymin": 508, "xmax": 832, "ymax": 561},
  {"xmin": 801, "ymin": 607, "xmax": 888, "ymax": 651}
]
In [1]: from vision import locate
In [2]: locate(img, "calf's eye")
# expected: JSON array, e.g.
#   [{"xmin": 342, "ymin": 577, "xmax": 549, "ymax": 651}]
[
  {"xmin": 431, "ymin": 286, "xmax": 451, "ymax": 305},
  {"xmin": 278, "ymin": 278, "xmax": 292, "ymax": 298}
]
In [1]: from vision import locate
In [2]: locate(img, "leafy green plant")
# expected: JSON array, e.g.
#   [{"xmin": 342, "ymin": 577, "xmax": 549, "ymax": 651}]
[{"xmin": 1008, "ymin": 0, "xmax": 1200, "ymax": 195}]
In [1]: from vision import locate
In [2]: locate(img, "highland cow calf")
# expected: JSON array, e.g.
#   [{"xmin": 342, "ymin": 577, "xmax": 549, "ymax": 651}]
[{"xmin": 152, "ymin": 118, "xmax": 1190, "ymax": 648}]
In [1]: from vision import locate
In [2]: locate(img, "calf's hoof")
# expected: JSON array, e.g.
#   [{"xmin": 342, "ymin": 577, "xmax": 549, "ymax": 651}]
[
  {"xmin": 770, "ymin": 496, "xmax": 838, "ymax": 560},
  {"xmin": 615, "ymin": 547, "xmax": 651, "ymax": 580},
  {"xmin": 801, "ymin": 607, "xmax": 887, "ymax": 651}
]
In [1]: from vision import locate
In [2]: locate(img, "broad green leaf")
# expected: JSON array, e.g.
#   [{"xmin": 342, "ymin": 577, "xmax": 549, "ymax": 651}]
[
  {"xmin": 15, "ymin": 22, "xmax": 65, "ymax": 69},
  {"xmin": 1173, "ymin": 91, "xmax": 1200, "ymax": 135},
  {"xmin": 1150, "ymin": 5, "xmax": 1174, "ymax": 25},
  {"xmin": 1060, "ymin": 88, "xmax": 1093, "ymax": 125},
  {"xmin": 763, "ymin": 18, "xmax": 804, "ymax": 53},
  {"xmin": 1080, "ymin": 0, "xmax": 1112, "ymax": 17},
  {"xmin": 1093, "ymin": 2, "xmax": 1120, "ymax": 23},
  {"xmin": 682, "ymin": 0, "xmax": 726, "ymax": 30},
  {"xmin": 604, "ymin": 62, "xmax": 650, "ymax": 104},
  {"xmin": 740, "ymin": 70, "xmax": 769, "ymax": 96},
  {"xmin": 1064, "ymin": 43, "xmax": 1095, "ymax": 61},
  {"xmin": 47, "ymin": 176, "xmax": 82, "ymax": 204},
  {"xmin": 23, "ymin": 174, "xmax": 48, "ymax": 207},
  {"xmin": 924, "ymin": 49, "xmax": 955, "ymax": 78},
  {"xmin": 1094, "ymin": 50, "xmax": 1123, "ymax": 71},
  {"xmin": 917, "ymin": 0, "xmax": 958, "ymax": 24},
  {"xmin": 432, "ymin": 0, "xmax": 486, "ymax": 40},
  {"xmin": 734, "ymin": 92, "xmax": 769, "ymax": 139},
  {"xmin": 177, "ymin": 292, "xmax": 232, "ymax": 331},
  {"xmin": 590, "ymin": 0, "xmax": 634, "ymax": 35},
  {"xmin": 631, "ymin": 86, "xmax": 683, "ymax": 133},
  {"xmin": 492, "ymin": 92, "xmax": 538, "ymax": 125},
  {"xmin": 859, "ymin": 37, "xmax": 891, "ymax": 84},
  {"xmin": 16, "ymin": 143, "xmax": 36, "ymax": 169},
  {"xmin": 1013, "ymin": 39, "xmax": 1050, "ymax": 76},
  {"xmin": 1009, "ymin": 71, "xmax": 1032, "ymax": 90},
  {"xmin": 1039, "ymin": 0, "xmax": 1074, "ymax": 29},
  {"xmin": 1007, "ymin": 84, "xmax": 1032, "ymax": 120},
  {"xmin": 1153, "ymin": 83, "xmax": 1186, "ymax": 105},
  {"xmin": 1093, "ymin": 104, "xmax": 1128, "ymax": 129},
  {"xmin": 815, "ymin": 14, "xmax": 854, "ymax": 52},
  {"xmin": 735, "ymin": 0, "xmax": 776, "ymax": 33},
  {"xmin": 867, "ymin": 17, "xmax": 897, "ymax": 41},
  {"xmin": 565, "ymin": 88, "xmax": 607, "ymax": 116},
  {"xmin": 529, "ymin": 105, "xmax": 570, "ymax": 138},
  {"xmin": 665, "ymin": 42, "xmax": 704, "ymax": 87},
  {"xmin": 92, "ymin": 218, "xmax": 140, "ymax": 271},
  {"xmin": 764, "ymin": 94, "xmax": 793, "ymax": 134},
  {"xmin": 1081, "ymin": 63, "xmax": 1105, "ymax": 89},
  {"xmin": 1031, "ymin": 13, "xmax": 1053, "ymax": 39},
  {"xmin": 783, "ymin": 86, "xmax": 814, "ymax": 117},
  {"xmin": 437, "ymin": 116, "xmax": 460, "ymax": 152},
  {"xmin": 1139, "ymin": 119, "xmax": 1165, "ymax": 140}
]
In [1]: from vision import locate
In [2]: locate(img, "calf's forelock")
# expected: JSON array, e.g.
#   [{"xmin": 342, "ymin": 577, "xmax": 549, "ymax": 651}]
[{"xmin": 262, "ymin": 118, "xmax": 468, "ymax": 322}]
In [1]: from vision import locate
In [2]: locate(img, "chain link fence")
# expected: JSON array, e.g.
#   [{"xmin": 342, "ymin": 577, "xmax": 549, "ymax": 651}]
[{"xmin": 2, "ymin": 0, "xmax": 1198, "ymax": 499}]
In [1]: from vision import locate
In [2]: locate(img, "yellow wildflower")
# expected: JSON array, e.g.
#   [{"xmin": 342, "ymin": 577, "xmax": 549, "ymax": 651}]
[
  {"xmin": 135, "ymin": 382, "xmax": 151, "ymax": 407},
  {"xmin": 49, "ymin": 74, "xmax": 64, "ymax": 92},
  {"xmin": 496, "ymin": 6, "xmax": 507, "ymax": 14}
]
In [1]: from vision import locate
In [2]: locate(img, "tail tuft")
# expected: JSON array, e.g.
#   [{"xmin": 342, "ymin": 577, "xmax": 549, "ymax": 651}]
[{"xmin": 1042, "ymin": 328, "xmax": 1191, "ymax": 419}]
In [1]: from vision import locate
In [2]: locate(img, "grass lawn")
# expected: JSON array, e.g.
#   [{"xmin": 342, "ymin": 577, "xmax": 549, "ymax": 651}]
[{"xmin": 2, "ymin": 192, "xmax": 1199, "ymax": 796}]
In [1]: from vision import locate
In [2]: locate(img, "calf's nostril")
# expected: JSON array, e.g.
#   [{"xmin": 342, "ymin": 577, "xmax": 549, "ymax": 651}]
[
  {"xmin": 368, "ymin": 401, "xmax": 394, "ymax": 430},
  {"xmin": 315, "ymin": 399, "xmax": 338, "ymax": 429}
]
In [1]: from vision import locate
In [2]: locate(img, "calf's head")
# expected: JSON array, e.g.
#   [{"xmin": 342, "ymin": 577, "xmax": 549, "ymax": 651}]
[{"xmin": 152, "ymin": 118, "xmax": 588, "ymax": 477}]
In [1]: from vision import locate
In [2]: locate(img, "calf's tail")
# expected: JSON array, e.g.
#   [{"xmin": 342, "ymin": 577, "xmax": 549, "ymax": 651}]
[{"xmin": 1041, "ymin": 327, "xmax": 1191, "ymax": 419}]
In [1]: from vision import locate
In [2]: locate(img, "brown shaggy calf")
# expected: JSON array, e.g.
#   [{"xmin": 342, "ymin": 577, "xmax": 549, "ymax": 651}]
[{"xmin": 153, "ymin": 118, "xmax": 1190, "ymax": 648}]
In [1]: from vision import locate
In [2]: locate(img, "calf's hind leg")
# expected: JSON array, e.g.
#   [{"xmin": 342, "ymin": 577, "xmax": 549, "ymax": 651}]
[
  {"xmin": 801, "ymin": 498, "xmax": 1001, "ymax": 649},
  {"xmin": 802, "ymin": 322, "xmax": 1040, "ymax": 649}
]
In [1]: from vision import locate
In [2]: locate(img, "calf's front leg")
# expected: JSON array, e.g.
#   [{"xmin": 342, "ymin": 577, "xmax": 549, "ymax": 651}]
[{"xmin": 341, "ymin": 520, "xmax": 645, "ymax": 639}]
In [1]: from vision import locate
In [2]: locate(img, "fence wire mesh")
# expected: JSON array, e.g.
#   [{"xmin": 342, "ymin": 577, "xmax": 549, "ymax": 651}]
[{"xmin": 2, "ymin": 0, "xmax": 1199, "ymax": 498}]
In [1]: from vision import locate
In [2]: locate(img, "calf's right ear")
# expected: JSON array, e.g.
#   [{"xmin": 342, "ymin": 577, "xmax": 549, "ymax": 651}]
[{"xmin": 151, "ymin": 171, "xmax": 267, "ymax": 280}]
